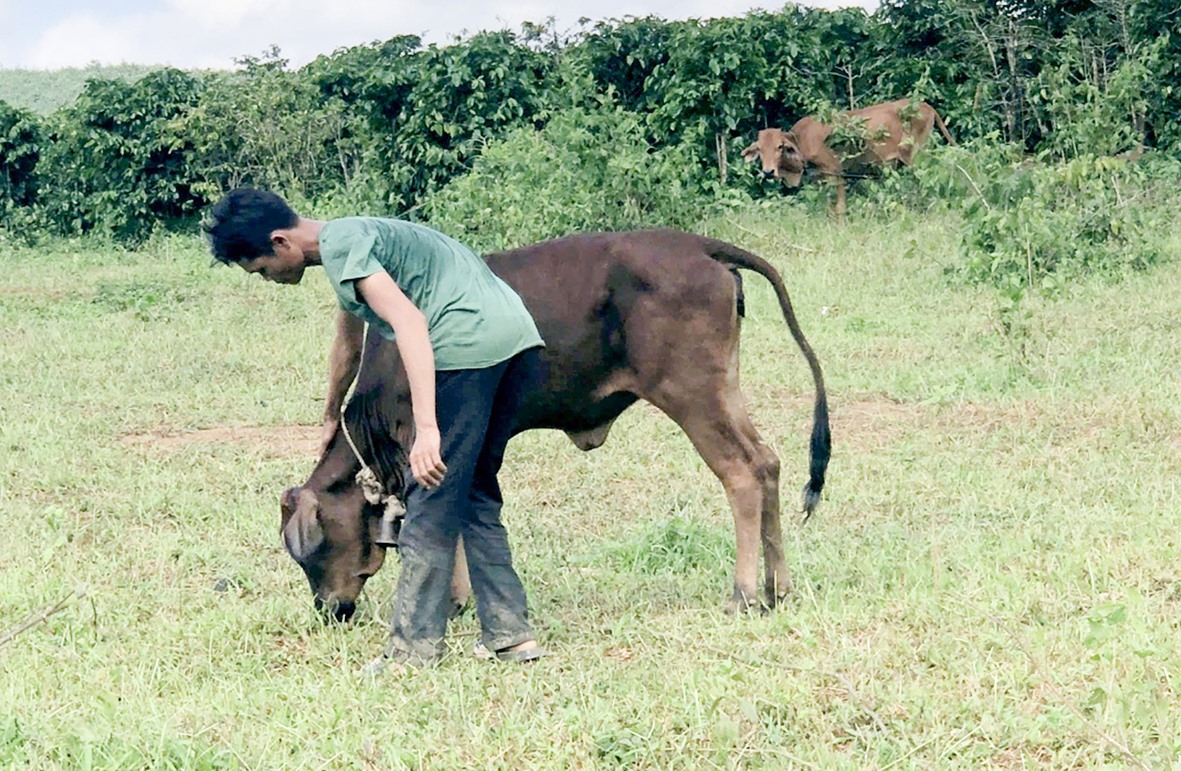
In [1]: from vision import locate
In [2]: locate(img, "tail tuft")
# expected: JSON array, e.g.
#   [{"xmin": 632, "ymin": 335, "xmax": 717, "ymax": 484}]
[
  {"xmin": 801, "ymin": 484, "xmax": 822, "ymax": 522},
  {"xmin": 801, "ymin": 393, "xmax": 830, "ymax": 522}
]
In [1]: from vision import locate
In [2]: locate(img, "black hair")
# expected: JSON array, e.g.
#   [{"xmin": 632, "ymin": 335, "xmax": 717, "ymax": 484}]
[{"xmin": 203, "ymin": 188, "xmax": 299, "ymax": 264}]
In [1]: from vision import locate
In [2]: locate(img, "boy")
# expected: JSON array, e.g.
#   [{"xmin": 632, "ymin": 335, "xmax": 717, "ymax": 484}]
[{"xmin": 204, "ymin": 188, "xmax": 545, "ymax": 669}]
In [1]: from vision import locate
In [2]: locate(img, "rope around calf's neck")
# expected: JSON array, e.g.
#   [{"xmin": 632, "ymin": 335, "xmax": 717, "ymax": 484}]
[{"xmin": 337, "ymin": 322, "xmax": 406, "ymax": 528}]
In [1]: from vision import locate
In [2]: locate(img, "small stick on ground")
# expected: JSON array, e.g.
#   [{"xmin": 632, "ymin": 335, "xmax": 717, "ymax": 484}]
[{"xmin": 0, "ymin": 588, "xmax": 85, "ymax": 651}]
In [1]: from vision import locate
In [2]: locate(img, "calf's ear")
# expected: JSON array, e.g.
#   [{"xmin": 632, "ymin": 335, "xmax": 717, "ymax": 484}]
[
  {"xmin": 280, "ymin": 486, "xmax": 299, "ymax": 521},
  {"xmin": 741, "ymin": 143, "xmax": 759, "ymax": 162},
  {"xmin": 282, "ymin": 488, "xmax": 324, "ymax": 563}
]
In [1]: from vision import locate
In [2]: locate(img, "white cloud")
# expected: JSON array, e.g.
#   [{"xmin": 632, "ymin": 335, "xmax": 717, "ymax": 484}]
[
  {"xmin": 24, "ymin": 0, "xmax": 879, "ymax": 70},
  {"xmin": 28, "ymin": 13, "xmax": 146, "ymax": 68},
  {"xmin": 166, "ymin": 0, "xmax": 269, "ymax": 30},
  {"xmin": 28, "ymin": 9, "xmax": 207, "ymax": 69},
  {"xmin": 28, "ymin": 1, "xmax": 435, "ymax": 69},
  {"xmin": 0, "ymin": 0, "xmax": 15, "ymax": 33}
]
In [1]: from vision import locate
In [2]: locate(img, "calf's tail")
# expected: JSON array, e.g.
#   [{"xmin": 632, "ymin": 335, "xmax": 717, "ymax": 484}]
[{"xmin": 704, "ymin": 238, "xmax": 831, "ymax": 519}]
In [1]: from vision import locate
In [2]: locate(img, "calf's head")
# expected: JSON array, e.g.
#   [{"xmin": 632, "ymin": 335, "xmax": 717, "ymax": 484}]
[
  {"xmin": 280, "ymin": 479, "xmax": 388, "ymax": 622},
  {"xmin": 280, "ymin": 377, "xmax": 411, "ymax": 620},
  {"xmin": 742, "ymin": 128, "xmax": 805, "ymax": 187}
]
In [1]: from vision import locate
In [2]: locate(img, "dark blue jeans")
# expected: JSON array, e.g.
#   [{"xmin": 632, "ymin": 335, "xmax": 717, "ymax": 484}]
[{"xmin": 384, "ymin": 348, "xmax": 540, "ymax": 663}]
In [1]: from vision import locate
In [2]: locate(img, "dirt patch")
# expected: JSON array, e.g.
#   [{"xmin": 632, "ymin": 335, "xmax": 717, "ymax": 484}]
[
  {"xmin": 755, "ymin": 389, "xmax": 1113, "ymax": 454},
  {"xmin": 754, "ymin": 390, "xmax": 931, "ymax": 452},
  {"xmin": 832, "ymin": 395, "xmax": 922, "ymax": 452},
  {"xmin": 121, "ymin": 424, "xmax": 320, "ymax": 458}
]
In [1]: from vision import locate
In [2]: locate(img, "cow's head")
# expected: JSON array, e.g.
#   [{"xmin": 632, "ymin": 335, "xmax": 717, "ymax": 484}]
[
  {"xmin": 280, "ymin": 479, "xmax": 387, "ymax": 622},
  {"xmin": 742, "ymin": 128, "xmax": 806, "ymax": 187},
  {"xmin": 280, "ymin": 389, "xmax": 409, "ymax": 622}
]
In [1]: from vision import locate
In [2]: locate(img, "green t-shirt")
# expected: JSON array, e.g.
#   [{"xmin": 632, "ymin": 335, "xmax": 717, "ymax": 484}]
[{"xmin": 318, "ymin": 217, "xmax": 543, "ymax": 371}]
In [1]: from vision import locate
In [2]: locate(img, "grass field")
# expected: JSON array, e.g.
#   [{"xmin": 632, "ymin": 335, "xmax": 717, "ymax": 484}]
[{"xmin": 2, "ymin": 206, "xmax": 1181, "ymax": 769}]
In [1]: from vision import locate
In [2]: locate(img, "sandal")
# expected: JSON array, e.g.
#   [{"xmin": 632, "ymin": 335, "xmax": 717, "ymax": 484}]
[
  {"xmin": 495, "ymin": 644, "xmax": 546, "ymax": 663},
  {"xmin": 471, "ymin": 641, "xmax": 546, "ymax": 663}
]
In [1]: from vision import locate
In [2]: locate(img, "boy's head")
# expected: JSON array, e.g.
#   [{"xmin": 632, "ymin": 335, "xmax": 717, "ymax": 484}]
[{"xmin": 204, "ymin": 188, "xmax": 307, "ymax": 284}]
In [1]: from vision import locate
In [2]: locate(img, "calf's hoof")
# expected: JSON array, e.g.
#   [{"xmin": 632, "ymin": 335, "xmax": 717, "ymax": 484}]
[
  {"xmin": 724, "ymin": 587, "xmax": 768, "ymax": 615},
  {"xmin": 764, "ymin": 579, "xmax": 793, "ymax": 610},
  {"xmin": 448, "ymin": 596, "xmax": 471, "ymax": 620}
]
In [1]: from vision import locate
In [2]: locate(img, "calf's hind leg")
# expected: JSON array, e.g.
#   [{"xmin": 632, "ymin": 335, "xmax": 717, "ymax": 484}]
[
  {"xmin": 652, "ymin": 385, "xmax": 788, "ymax": 613},
  {"xmin": 450, "ymin": 538, "xmax": 471, "ymax": 618}
]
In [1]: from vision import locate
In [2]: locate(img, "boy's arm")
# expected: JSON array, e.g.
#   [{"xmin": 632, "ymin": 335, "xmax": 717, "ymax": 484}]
[
  {"xmin": 319, "ymin": 309, "xmax": 364, "ymax": 458},
  {"xmin": 355, "ymin": 270, "xmax": 447, "ymax": 489}
]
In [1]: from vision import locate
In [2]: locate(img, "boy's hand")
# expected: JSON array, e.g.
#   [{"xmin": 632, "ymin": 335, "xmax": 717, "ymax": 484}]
[{"xmin": 409, "ymin": 425, "xmax": 447, "ymax": 488}]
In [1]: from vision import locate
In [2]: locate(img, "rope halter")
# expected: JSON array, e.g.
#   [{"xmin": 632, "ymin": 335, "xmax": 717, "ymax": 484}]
[{"xmin": 338, "ymin": 323, "xmax": 405, "ymax": 547}]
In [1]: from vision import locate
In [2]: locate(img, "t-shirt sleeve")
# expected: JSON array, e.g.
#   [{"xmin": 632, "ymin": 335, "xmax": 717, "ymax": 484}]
[{"xmin": 332, "ymin": 232, "xmax": 382, "ymax": 307}]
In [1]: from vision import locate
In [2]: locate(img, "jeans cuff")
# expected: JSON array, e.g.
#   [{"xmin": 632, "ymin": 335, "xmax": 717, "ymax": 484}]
[{"xmin": 483, "ymin": 629, "xmax": 534, "ymax": 653}]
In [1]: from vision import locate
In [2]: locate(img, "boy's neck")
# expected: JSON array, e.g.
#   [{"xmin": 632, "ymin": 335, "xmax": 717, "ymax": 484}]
[{"xmin": 294, "ymin": 218, "xmax": 326, "ymax": 265}]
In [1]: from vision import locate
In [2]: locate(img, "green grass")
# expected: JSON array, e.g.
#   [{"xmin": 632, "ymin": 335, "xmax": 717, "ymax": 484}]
[{"xmin": 3, "ymin": 207, "xmax": 1181, "ymax": 768}]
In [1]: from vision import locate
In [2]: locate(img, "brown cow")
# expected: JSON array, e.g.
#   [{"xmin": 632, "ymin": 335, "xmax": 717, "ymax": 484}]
[
  {"xmin": 279, "ymin": 229, "xmax": 831, "ymax": 621},
  {"xmin": 743, "ymin": 98, "xmax": 955, "ymax": 215}
]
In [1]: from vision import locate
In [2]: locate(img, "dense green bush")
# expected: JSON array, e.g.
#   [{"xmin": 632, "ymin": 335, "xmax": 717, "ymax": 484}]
[
  {"xmin": 4, "ymin": 2, "xmax": 1181, "ymax": 247},
  {"xmin": 868, "ymin": 136, "xmax": 1025, "ymax": 211},
  {"xmin": 35, "ymin": 69, "xmax": 205, "ymax": 242},
  {"xmin": 0, "ymin": 101, "xmax": 41, "ymax": 223},
  {"xmin": 866, "ymin": 142, "xmax": 1180, "ymax": 293},
  {"xmin": 181, "ymin": 48, "xmax": 360, "ymax": 204},
  {"xmin": 960, "ymin": 153, "xmax": 1178, "ymax": 291},
  {"xmin": 421, "ymin": 104, "xmax": 719, "ymax": 253},
  {"xmin": 308, "ymin": 31, "xmax": 556, "ymax": 214}
]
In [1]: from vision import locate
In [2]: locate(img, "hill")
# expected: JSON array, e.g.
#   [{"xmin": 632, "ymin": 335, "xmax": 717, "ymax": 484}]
[{"xmin": 0, "ymin": 64, "xmax": 168, "ymax": 113}]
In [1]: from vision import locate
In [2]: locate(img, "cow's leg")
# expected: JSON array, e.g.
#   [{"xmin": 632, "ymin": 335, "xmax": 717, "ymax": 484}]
[
  {"xmin": 834, "ymin": 176, "xmax": 847, "ymax": 219},
  {"xmin": 450, "ymin": 537, "xmax": 471, "ymax": 618},
  {"xmin": 756, "ymin": 441, "xmax": 788, "ymax": 607},
  {"xmin": 649, "ymin": 384, "xmax": 786, "ymax": 613}
]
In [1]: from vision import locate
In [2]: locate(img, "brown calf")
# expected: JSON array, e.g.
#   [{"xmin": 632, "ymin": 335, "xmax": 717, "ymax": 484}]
[
  {"xmin": 743, "ymin": 99, "xmax": 954, "ymax": 215},
  {"xmin": 279, "ymin": 230, "xmax": 831, "ymax": 620}
]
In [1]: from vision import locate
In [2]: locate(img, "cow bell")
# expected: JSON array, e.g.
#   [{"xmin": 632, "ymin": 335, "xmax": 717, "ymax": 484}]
[{"xmin": 375, "ymin": 497, "xmax": 405, "ymax": 549}]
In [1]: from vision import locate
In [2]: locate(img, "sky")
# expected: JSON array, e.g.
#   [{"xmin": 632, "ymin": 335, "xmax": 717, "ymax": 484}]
[{"xmin": 0, "ymin": 0, "xmax": 879, "ymax": 71}]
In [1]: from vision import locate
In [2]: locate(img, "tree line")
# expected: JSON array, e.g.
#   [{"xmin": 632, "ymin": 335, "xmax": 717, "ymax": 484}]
[{"xmin": 0, "ymin": 0, "xmax": 1175, "ymax": 243}]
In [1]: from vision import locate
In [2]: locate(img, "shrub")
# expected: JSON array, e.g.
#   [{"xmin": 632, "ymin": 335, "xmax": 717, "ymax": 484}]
[
  {"xmin": 867, "ymin": 141, "xmax": 1179, "ymax": 293},
  {"xmin": 0, "ymin": 100, "xmax": 42, "ymax": 224},
  {"xmin": 959, "ymin": 152, "xmax": 1179, "ymax": 292},
  {"xmin": 422, "ymin": 104, "xmax": 718, "ymax": 253},
  {"xmin": 35, "ymin": 69, "xmax": 204, "ymax": 243}
]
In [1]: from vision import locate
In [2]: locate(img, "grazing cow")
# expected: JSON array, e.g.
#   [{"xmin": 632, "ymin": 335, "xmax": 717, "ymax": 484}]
[
  {"xmin": 743, "ymin": 98, "xmax": 955, "ymax": 215},
  {"xmin": 279, "ymin": 229, "xmax": 830, "ymax": 621}
]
